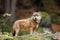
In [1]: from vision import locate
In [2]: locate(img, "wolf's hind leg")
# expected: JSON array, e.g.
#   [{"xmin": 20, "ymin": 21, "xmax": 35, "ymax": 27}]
[
  {"xmin": 13, "ymin": 26, "xmax": 20, "ymax": 36},
  {"xmin": 13, "ymin": 29, "xmax": 16, "ymax": 36},
  {"xmin": 15, "ymin": 28, "xmax": 20, "ymax": 37}
]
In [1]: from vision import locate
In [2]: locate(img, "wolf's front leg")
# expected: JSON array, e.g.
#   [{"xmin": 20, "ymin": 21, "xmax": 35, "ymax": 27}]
[{"xmin": 30, "ymin": 28, "xmax": 33, "ymax": 36}]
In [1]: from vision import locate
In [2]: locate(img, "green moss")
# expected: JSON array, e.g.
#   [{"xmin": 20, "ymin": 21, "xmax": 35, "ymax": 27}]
[
  {"xmin": 28, "ymin": 36, "xmax": 39, "ymax": 40},
  {"xmin": 19, "ymin": 31, "xmax": 29, "ymax": 36},
  {"xmin": 37, "ymin": 28, "xmax": 43, "ymax": 33},
  {"xmin": 41, "ymin": 12, "xmax": 48, "ymax": 19}
]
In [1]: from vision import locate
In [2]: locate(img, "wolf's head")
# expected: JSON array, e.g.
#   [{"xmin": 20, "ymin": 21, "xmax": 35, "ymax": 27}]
[{"xmin": 31, "ymin": 12, "xmax": 42, "ymax": 23}]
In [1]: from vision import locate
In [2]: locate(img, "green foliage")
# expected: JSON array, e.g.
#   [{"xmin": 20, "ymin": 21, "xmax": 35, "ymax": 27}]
[
  {"xmin": 41, "ymin": 12, "xmax": 60, "ymax": 24},
  {"xmin": 19, "ymin": 31, "xmax": 29, "ymax": 36},
  {"xmin": 28, "ymin": 36, "xmax": 39, "ymax": 40},
  {"xmin": 37, "ymin": 28, "xmax": 44, "ymax": 33},
  {"xmin": 52, "ymin": 14, "xmax": 60, "ymax": 24},
  {"xmin": 0, "ymin": 27, "xmax": 51, "ymax": 40},
  {"xmin": 0, "ymin": 33, "xmax": 51, "ymax": 40},
  {"xmin": 0, "ymin": 13, "xmax": 12, "ymax": 33},
  {"xmin": 41, "ymin": 12, "xmax": 48, "ymax": 19}
]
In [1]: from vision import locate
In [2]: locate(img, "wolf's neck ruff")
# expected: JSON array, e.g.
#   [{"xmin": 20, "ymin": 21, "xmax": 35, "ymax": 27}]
[{"xmin": 31, "ymin": 18, "xmax": 39, "ymax": 24}]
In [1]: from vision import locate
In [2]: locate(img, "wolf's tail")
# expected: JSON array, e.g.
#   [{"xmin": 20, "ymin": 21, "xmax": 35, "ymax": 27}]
[{"xmin": 13, "ymin": 30, "xmax": 16, "ymax": 36}]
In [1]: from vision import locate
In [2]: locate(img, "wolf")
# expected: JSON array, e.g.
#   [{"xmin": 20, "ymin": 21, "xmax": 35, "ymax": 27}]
[{"xmin": 12, "ymin": 12, "xmax": 42, "ymax": 36}]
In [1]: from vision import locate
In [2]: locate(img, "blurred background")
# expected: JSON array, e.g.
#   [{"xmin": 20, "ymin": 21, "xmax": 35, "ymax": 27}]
[{"xmin": 0, "ymin": 0, "xmax": 60, "ymax": 40}]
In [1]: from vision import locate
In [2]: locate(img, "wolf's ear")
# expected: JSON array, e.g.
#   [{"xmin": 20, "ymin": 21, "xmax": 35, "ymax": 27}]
[
  {"xmin": 38, "ymin": 12, "xmax": 41, "ymax": 14},
  {"xmin": 38, "ymin": 12, "xmax": 41, "ymax": 15},
  {"xmin": 32, "ymin": 11, "xmax": 42, "ymax": 16}
]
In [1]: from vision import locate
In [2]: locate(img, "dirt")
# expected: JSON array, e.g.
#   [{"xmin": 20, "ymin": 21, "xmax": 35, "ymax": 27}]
[{"xmin": 52, "ymin": 24, "xmax": 60, "ymax": 33}]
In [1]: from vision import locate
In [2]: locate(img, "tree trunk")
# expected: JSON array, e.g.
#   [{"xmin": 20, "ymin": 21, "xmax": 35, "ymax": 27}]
[
  {"xmin": 5, "ymin": 0, "xmax": 10, "ymax": 13},
  {"xmin": 10, "ymin": 0, "xmax": 16, "ymax": 24},
  {"xmin": 1, "ymin": 0, "xmax": 5, "ymax": 12},
  {"xmin": 0, "ymin": 0, "xmax": 1, "ymax": 8}
]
